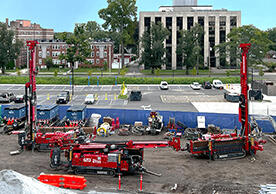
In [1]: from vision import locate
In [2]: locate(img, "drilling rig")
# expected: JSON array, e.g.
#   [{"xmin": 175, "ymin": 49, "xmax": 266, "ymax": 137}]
[{"xmin": 187, "ymin": 43, "xmax": 266, "ymax": 160}]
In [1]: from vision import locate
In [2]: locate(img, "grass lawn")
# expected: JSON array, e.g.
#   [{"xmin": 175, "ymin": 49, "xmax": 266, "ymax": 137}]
[
  {"xmin": 38, "ymin": 68, "xmax": 121, "ymax": 74},
  {"xmin": 141, "ymin": 69, "xmax": 240, "ymax": 76}
]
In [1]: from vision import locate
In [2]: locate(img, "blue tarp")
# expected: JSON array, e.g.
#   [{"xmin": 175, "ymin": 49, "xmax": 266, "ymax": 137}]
[
  {"xmin": 1, "ymin": 105, "xmax": 275, "ymax": 133},
  {"xmin": 256, "ymin": 120, "xmax": 275, "ymax": 133}
]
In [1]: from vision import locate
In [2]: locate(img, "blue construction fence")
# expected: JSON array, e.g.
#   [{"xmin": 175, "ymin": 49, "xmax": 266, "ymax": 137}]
[{"xmin": 1, "ymin": 105, "xmax": 275, "ymax": 133}]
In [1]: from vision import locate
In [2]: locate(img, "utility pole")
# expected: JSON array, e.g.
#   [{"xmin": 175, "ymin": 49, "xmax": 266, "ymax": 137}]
[{"xmin": 71, "ymin": 62, "xmax": 74, "ymax": 96}]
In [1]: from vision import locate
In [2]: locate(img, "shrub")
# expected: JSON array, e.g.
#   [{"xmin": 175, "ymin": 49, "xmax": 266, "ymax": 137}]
[
  {"xmin": 54, "ymin": 69, "xmax": 58, "ymax": 77},
  {"xmin": 0, "ymin": 76, "xmax": 241, "ymax": 85},
  {"xmin": 191, "ymin": 67, "xmax": 197, "ymax": 76},
  {"xmin": 226, "ymin": 70, "xmax": 230, "ymax": 77},
  {"xmin": 16, "ymin": 68, "xmax": 21, "ymax": 76},
  {"xmin": 154, "ymin": 68, "xmax": 161, "ymax": 76}
]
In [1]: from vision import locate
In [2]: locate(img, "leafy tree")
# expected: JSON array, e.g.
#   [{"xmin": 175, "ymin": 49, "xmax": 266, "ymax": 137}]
[
  {"xmin": 44, "ymin": 57, "xmax": 54, "ymax": 70},
  {"xmin": 177, "ymin": 24, "xmax": 204, "ymax": 75},
  {"xmin": 215, "ymin": 25, "xmax": 272, "ymax": 67},
  {"xmin": 99, "ymin": 0, "xmax": 137, "ymax": 72},
  {"xmin": 85, "ymin": 21, "xmax": 108, "ymax": 40},
  {"xmin": 54, "ymin": 32, "xmax": 72, "ymax": 41},
  {"xmin": 59, "ymin": 24, "xmax": 91, "ymax": 95},
  {"xmin": 140, "ymin": 22, "xmax": 169, "ymax": 74},
  {"xmin": 267, "ymin": 27, "xmax": 276, "ymax": 51},
  {"xmin": 0, "ymin": 22, "xmax": 23, "ymax": 74}
]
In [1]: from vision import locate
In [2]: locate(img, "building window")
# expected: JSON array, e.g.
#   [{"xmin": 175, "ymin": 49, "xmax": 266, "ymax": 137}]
[
  {"xmin": 39, "ymin": 59, "xmax": 42, "ymax": 65},
  {"xmin": 47, "ymin": 51, "xmax": 50, "ymax": 56},
  {"xmin": 39, "ymin": 51, "xmax": 42, "ymax": 57},
  {"xmin": 96, "ymin": 46, "xmax": 99, "ymax": 49},
  {"xmin": 104, "ymin": 46, "xmax": 107, "ymax": 50},
  {"xmin": 96, "ymin": 59, "xmax": 100, "ymax": 64},
  {"xmin": 96, "ymin": 51, "xmax": 99, "ymax": 57},
  {"xmin": 104, "ymin": 52, "xmax": 107, "ymax": 57},
  {"xmin": 91, "ymin": 59, "xmax": 94, "ymax": 64},
  {"xmin": 91, "ymin": 45, "xmax": 94, "ymax": 50},
  {"xmin": 91, "ymin": 52, "xmax": 94, "ymax": 57},
  {"xmin": 52, "ymin": 52, "xmax": 55, "ymax": 57}
]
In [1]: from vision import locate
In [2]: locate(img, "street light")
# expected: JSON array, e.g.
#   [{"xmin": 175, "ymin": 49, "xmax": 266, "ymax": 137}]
[
  {"xmin": 208, "ymin": 44, "xmax": 212, "ymax": 77},
  {"xmin": 71, "ymin": 62, "xmax": 74, "ymax": 96}
]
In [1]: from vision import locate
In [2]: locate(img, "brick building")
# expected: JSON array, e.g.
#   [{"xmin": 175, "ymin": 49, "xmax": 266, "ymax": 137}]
[
  {"xmin": 35, "ymin": 40, "xmax": 114, "ymax": 69},
  {"xmin": 5, "ymin": 18, "xmax": 54, "ymax": 67}
]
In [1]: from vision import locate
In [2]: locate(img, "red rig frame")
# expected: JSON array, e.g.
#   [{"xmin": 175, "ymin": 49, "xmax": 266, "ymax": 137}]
[
  {"xmin": 50, "ymin": 138, "xmax": 181, "ymax": 176},
  {"xmin": 187, "ymin": 43, "xmax": 266, "ymax": 160}
]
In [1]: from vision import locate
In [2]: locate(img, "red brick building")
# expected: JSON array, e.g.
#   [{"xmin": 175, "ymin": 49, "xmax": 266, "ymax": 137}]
[
  {"xmin": 35, "ymin": 41, "xmax": 114, "ymax": 69},
  {"xmin": 6, "ymin": 18, "xmax": 54, "ymax": 67}
]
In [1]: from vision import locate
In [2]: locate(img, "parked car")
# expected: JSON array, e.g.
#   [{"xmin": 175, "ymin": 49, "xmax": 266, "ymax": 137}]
[
  {"xmin": 160, "ymin": 81, "xmax": 169, "ymax": 90},
  {"xmin": 14, "ymin": 95, "xmax": 25, "ymax": 103},
  {"xmin": 190, "ymin": 82, "xmax": 201, "ymax": 90},
  {"xmin": 224, "ymin": 92, "xmax": 240, "ymax": 102},
  {"xmin": 56, "ymin": 91, "xmax": 70, "ymax": 104},
  {"xmin": 0, "ymin": 92, "xmax": 15, "ymax": 103},
  {"xmin": 85, "ymin": 94, "xmax": 95, "ymax": 104},
  {"xmin": 213, "ymin": 80, "xmax": 224, "ymax": 89},
  {"xmin": 202, "ymin": 81, "xmax": 212, "ymax": 89},
  {"xmin": 129, "ymin": 91, "xmax": 142, "ymax": 101}
]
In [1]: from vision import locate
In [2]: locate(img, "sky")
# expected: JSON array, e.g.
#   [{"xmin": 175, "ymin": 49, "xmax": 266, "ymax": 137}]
[{"xmin": 0, "ymin": 0, "xmax": 275, "ymax": 32}]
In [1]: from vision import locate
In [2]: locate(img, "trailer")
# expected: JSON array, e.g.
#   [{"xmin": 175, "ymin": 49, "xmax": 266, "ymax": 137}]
[{"xmin": 2, "ymin": 105, "xmax": 26, "ymax": 133}]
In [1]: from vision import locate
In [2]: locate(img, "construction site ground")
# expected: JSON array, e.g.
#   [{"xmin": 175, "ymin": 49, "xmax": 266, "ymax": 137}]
[{"xmin": 0, "ymin": 133, "xmax": 276, "ymax": 194}]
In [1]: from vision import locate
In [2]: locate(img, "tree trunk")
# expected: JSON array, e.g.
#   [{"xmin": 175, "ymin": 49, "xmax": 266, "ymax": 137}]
[
  {"xmin": 121, "ymin": 41, "xmax": 125, "ymax": 73},
  {"xmin": 196, "ymin": 55, "xmax": 199, "ymax": 75},
  {"xmin": 1, "ymin": 66, "xmax": 5, "ymax": 75},
  {"xmin": 186, "ymin": 62, "xmax": 189, "ymax": 75}
]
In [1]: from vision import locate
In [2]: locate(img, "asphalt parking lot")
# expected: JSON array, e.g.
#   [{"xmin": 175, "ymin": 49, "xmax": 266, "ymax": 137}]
[{"xmin": 0, "ymin": 84, "xmax": 227, "ymax": 112}]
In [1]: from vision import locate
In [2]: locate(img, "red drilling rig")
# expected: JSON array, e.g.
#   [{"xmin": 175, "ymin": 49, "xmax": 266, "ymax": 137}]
[
  {"xmin": 50, "ymin": 138, "xmax": 181, "ymax": 176},
  {"xmin": 12, "ymin": 41, "xmax": 89, "ymax": 154},
  {"xmin": 187, "ymin": 43, "xmax": 266, "ymax": 160}
]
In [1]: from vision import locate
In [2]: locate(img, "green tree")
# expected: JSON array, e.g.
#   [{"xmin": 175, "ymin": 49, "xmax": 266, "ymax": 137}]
[
  {"xmin": 44, "ymin": 57, "xmax": 54, "ymax": 70},
  {"xmin": 54, "ymin": 32, "xmax": 73, "ymax": 41},
  {"xmin": 140, "ymin": 22, "xmax": 169, "ymax": 74},
  {"xmin": 85, "ymin": 21, "xmax": 108, "ymax": 40},
  {"xmin": 99, "ymin": 0, "xmax": 137, "ymax": 72},
  {"xmin": 267, "ymin": 27, "xmax": 276, "ymax": 51},
  {"xmin": 215, "ymin": 25, "xmax": 272, "ymax": 67},
  {"xmin": 177, "ymin": 24, "xmax": 204, "ymax": 75},
  {"xmin": 59, "ymin": 24, "xmax": 91, "ymax": 95},
  {"xmin": 0, "ymin": 23, "xmax": 23, "ymax": 74}
]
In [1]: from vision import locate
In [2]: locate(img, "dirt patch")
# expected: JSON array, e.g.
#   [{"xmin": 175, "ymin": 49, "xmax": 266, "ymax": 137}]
[{"xmin": 0, "ymin": 134, "xmax": 275, "ymax": 194}]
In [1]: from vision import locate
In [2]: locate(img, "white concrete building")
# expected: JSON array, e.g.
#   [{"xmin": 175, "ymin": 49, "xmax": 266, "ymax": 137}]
[{"xmin": 139, "ymin": 0, "xmax": 241, "ymax": 70}]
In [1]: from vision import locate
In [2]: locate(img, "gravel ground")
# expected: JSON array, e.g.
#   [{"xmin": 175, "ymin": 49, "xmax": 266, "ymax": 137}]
[{"xmin": 0, "ymin": 133, "xmax": 275, "ymax": 194}]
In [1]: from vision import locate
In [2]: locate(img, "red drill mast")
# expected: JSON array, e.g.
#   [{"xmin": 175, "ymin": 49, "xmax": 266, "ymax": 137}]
[
  {"xmin": 25, "ymin": 40, "xmax": 38, "ymax": 149},
  {"xmin": 239, "ymin": 43, "xmax": 251, "ymax": 151}
]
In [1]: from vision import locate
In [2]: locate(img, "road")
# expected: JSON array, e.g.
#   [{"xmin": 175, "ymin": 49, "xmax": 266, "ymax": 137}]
[{"xmin": 0, "ymin": 84, "xmax": 226, "ymax": 112}]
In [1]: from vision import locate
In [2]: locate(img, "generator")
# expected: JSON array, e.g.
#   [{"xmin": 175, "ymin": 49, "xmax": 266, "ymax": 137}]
[{"xmin": 146, "ymin": 112, "xmax": 164, "ymax": 135}]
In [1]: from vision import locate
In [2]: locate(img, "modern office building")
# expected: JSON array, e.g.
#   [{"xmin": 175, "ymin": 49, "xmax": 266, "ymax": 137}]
[{"xmin": 139, "ymin": 0, "xmax": 241, "ymax": 70}]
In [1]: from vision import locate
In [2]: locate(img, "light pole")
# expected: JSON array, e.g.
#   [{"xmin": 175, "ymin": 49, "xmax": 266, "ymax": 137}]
[
  {"xmin": 208, "ymin": 44, "xmax": 212, "ymax": 77},
  {"xmin": 71, "ymin": 62, "xmax": 74, "ymax": 96}
]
